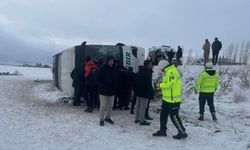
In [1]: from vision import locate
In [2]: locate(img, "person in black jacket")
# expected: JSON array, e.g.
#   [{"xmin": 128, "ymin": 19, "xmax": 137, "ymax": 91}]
[
  {"xmin": 176, "ymin": 46, "xmax": 183, "ymax": 65},
  {"xmin": 212, "ymin": 37, "xmax": 222, "ymax": 65},
  {"xmin": 97, "ymin": 55, "xmax": 119, "ymax": 126},
  {"xmin": 167, "ymin": 49, "xmax": 175, "ymax": 64},
  {"xmin": 135, "ymin": 60, "xmax": 154, "ymax": 126},
  {"xmin": 84, "ymin": 57, "xmax": 98, "ymax": 112},
  {"xmin": 117, "ymin": 67, "xmax": 135, "ymax": 110},
  {"xmin": 71, "ymin": 65, "xmax": 85, "ymax": 106}
]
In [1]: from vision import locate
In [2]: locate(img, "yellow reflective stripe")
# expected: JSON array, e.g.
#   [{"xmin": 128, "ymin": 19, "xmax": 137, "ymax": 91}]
[
  {"xmin": 163, "ymin": 95, "xmax": 181, "ymax": 99},
  {"xmin": 201, "ymin": 86, "xmax": 215, "ymax": 89}
]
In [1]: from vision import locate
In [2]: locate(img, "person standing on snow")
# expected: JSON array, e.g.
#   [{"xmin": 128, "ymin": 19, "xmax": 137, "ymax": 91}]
[
  {"xmin": 194, "ymin": 62, "xmax": 220, "ymax": 121},
  {"xmin": 97, "ymin": 55, "xmax": 119, "ymax": 126},
  {"xmin": 134, "ymin": 60, "xmax": 154, "ymax": 126},
  {"xmin": 212, "ymin": 37, "xmax": 222, "ymax": 65},
  {"xmin": 203, "ymin": 39, "xmax": 211, "ymax": 66},
  {"xmin": 167, "ymin": 49, "xmax": 175, "ymax": 64},
  {"xmin": 153, "ymin": 60, "xmax": 188, "ymax": 139},
  {"xmin": 176, "ymin": 46, "xmax": 183, "ymax": 65},
  {"xmin": 71, "ymin": 64, "xmax": 85, "ymax": 106},
  {"xmin": 84, "ymin": 57, "xmax": 98, "ymax": 113}
]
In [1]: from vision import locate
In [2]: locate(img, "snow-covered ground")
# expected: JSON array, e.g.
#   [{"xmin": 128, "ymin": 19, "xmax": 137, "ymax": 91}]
[{"xmin": 0, "ymin": 64, "xmax": 250, "ymax": 150}]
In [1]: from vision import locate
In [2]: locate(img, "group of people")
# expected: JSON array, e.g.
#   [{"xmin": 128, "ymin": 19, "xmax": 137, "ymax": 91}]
[
  {"xmin": 203, "ymin": 37, "xmax": 222, "ymax": 65},
  {"xmin": 70, "ymin": 56, "xmax": 154, "ymax": 125},
  {"xmin": 71, "ymin": 48, "xmax": 221, "ymax": 140}
]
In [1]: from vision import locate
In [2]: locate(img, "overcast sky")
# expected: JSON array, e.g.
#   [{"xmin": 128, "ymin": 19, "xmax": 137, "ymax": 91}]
[{"xmin": 0, "ymin": 0, "xmax": 250, "ymax": 63}]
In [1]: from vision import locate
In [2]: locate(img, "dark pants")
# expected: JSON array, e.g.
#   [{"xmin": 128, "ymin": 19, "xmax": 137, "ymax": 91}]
[
  {"xmin": 73, "ymin": 86, "xmax": 84, "ymax": 106},
  {"xmin": 160, "ymin": 101, "xmax": 186, "ymax": 134},
  {"xmin": 130, "ymin": 93, "xmax": 137, "ymax": 111},
  {"xmin": 85, "ymin": 86, "xmax": 98, "ymax": 109},
  {"xmin": 212, "ymin": 52, "xmax": 219, "ymax": 65},
  {"xmin": 118, "ymin": 92, "xmax": 131, "ymax": 109},
  {"xmin": 199, "ymin": 93, "xmax": 215, "ymax": 116},
  {"xmin": 168, "ymin": 57, "xmax": 173, "ymax": 64},
  {"xmin": 145, "ymin": 99, "xmax": 151, "ymax": 117}
]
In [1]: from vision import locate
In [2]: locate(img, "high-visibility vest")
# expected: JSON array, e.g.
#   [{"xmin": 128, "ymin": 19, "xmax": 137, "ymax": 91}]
[
  {"xmin": 194, "ymin": 69, "xmax": 220, "ymax": 93},
  {"xmin": 160, "ymin": 64, "xmax": 182, "ymax": 103}
]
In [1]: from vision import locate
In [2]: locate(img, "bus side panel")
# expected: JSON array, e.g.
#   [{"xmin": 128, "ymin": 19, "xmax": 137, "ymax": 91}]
[
  {"xmin": 137, "ymin": 47, "xmax": 145, "ymax": 67},
  {"xmin": 122, "ymin": 46, "xmax": 133, "ymax": 70}
]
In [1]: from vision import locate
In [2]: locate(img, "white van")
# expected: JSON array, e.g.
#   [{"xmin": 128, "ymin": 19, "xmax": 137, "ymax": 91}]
[{"xmin": 147, "ymin": 45, "xmax": 175, "ymax": 65}]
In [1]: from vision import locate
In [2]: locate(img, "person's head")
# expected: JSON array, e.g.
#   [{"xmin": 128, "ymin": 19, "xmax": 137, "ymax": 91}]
[
  {"xmin": 215, "ymin": 37, "xmax": 218, "ymax": 41},
  {"xmin": 85, "ymin": 56, "xmax": 91, "ymax": 62},
  {"xmin": 205, "ymin": 62, "xmax": 213, "ymax": 69},
  {"xmin": 144, "ymin": 60, "xmax": 153, "ymax": 69},
  {"xmin": 205, "ymin": 39, "xmax": 209, "ymax": 43},
  {"xmin": 106, "ymin": 55, "xmax": 114, "ymax": 67},
  {"xmin": 172, "ymin": 59, "xmax": 179, "ymax": 67},
  {"xmin": 178, "ymin": 45, "xmax": 181, "ymax": 49}
]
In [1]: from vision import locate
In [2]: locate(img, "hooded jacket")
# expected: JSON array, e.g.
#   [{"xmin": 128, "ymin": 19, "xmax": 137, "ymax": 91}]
[
  {"xmin": 212, "ymin": 40, "xmax": 222, "ymax": 53},
  {"xmin": 160, "ymin": 64, "xmax": 182, "ymax": 103},
  {"xmin": 85, "ymin": 60, "xmax": 98, "ymax": 87},
  {"xmin": 97, "ymin": 56, "xmax": 119, "ymax": 96},
  {"xmin": 135, "ymin": 66, "xmax": 154, "ymax": 99},
  {"xmin": 71, "ymin": 66, "xmax": 85, "ymax": 87},
  {"xmin": 195, "ymin": 68, "xmax": 220, "ymax": 93},
  {"xmin": 85, "ymin": 59, "xmax": 97, "ymax": 77}
]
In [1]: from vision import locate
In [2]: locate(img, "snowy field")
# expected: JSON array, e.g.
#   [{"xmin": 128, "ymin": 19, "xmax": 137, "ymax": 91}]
[{"xmin": 0, "ymin": 64, "xmax": 250, "ymax": 150}]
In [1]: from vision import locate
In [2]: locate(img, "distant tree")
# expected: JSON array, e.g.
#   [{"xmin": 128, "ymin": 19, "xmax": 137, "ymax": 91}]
[
  {"xmin": 241, "ymin": 41, "xmax": 250, "ymax": 65},
  {"xmin": 233, "ymin": 43, "xmax": 239, "ymax": 62},
  {"xmin": 186, "ymin": 49, "xmax": 194, "ymax": 65}
]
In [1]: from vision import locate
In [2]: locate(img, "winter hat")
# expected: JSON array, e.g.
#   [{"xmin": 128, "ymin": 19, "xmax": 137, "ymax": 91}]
[{"xmin": 205, "ymin": 62, "xmax": 213, "ymax": 68}]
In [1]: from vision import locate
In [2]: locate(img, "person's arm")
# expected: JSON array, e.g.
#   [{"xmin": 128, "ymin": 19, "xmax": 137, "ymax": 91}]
[
  {"xmin": 71, "ymin": 69, "xmax": 75, "ymax": 79},
  {"xmin": 194, "ymin": 72, "xmax": 204, "ymax": 91}
]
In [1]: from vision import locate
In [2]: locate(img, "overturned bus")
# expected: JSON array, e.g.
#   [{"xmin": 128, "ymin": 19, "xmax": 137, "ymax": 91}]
[{"xmin": 52, "ymin": 42, "xmax": 145, "ymax": 97}]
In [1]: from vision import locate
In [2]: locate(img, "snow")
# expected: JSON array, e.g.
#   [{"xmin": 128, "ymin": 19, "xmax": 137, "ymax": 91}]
[
  {"xmin": 0, "ymin": 64, "xmax": 250, "ymax": 150},
  {"xmin": 0, "ymin": 65, "xmax": 52, "ymax": 80}
]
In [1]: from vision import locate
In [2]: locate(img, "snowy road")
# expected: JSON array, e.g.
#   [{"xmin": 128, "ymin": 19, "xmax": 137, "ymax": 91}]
[{"xmin": 1, "ymin": 65, "xmax": 250, "ymax": 150}]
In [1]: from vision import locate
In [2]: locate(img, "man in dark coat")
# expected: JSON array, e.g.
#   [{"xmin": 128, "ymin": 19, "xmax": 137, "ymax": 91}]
[
  {"xmin": 97, "ymin": 55, "xmax": 119, "ymax": 126},
  {"xmin": 117, "ymin": 67, "xmax": 135, "ymax": 110},
  {"xmin": 84, "ymin": 57, "xmax": 98, "ymax": 112},
  {"xmin": 176, "ymin": 46, "xmax": 183, "ymax": 65},
  {"xmin": 212, "ymin": 37, "xmax": 222, "ymax": 65},
  {"xmin": 167, "ymin": 49, "xmax": 175, "ymax": 64},
  {"xmin": 71, "ymin": 65, "xmax": 85, "ymax": 106},
  {"xmin": 135, "ymin": 60, "xmax": 154, "ymax": 126}
]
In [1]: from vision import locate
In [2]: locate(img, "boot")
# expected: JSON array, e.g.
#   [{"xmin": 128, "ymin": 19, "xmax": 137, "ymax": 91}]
[
  {"xmin": 100, "ymin": 121, "xmax": 104, "ymax": 126},
  {"xmin": 105, "ymin": 118, "xmax": 114, "ymax": 124},
  {"xmin": 212, "ymin": 115, "xmax": 217, "ymax": 121},
  {"xmin": 124, "ymin": 107, "xmax": 130, "ymax": 110},
  {"xmin": 135, "ymin": 120, "xmax": 140, "ymax": 123},
  {"xmin": 173, "ymin": 132, "xmax": 188, "ymax": 139},
  {"xmin": 198, "ymin": 115, "xmax": 204, "ymax": 121},
  {"xmin": 145, "ymin": 115, "xmax": 153, "ymax": 120},
  {"xmin": 85, "ymin": 107, "xmax": 93, "ymax": 113},
  {"xmin": 152, "ymin": 130, "xmax": 167, "ymax": 137},
  {"xmin": 140, "ymin": 121, "xmax": 150, "ymax": 126}
]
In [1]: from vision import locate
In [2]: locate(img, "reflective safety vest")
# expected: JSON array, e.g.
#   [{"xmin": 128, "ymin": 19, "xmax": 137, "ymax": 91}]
[
  {"xmin": 194, "ymin": 69, "xmax": 220, "ymax": 93},
  {"xmin": 160, "ymin": 64, "xmax": 182, "ymax": 103}
]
